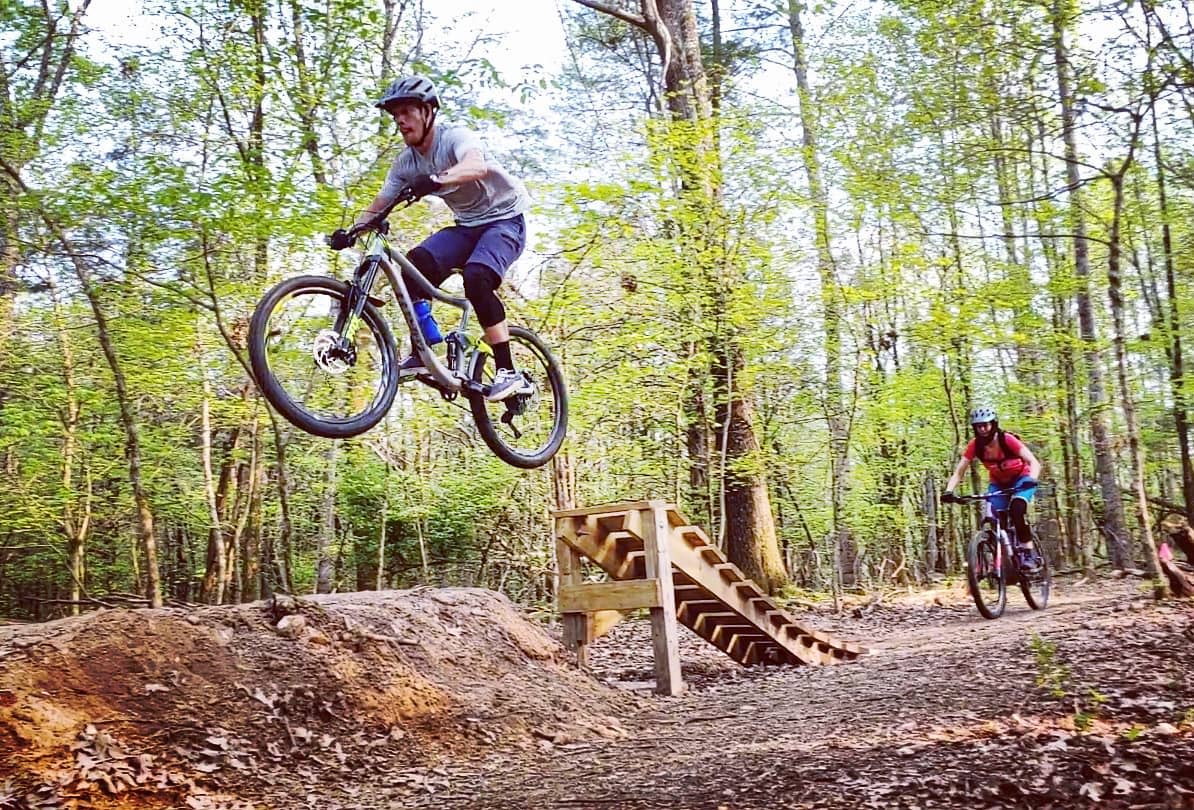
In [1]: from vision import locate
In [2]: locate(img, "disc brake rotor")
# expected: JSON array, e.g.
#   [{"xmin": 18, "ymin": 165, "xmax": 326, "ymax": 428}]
[{"xmin": 312, "ymin": 329, "xmax": 351, "ymax": 375}]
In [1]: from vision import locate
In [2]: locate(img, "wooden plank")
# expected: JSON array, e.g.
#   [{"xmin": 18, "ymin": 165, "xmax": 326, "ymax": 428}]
[
  {"xmin": 553, "ymin": 537, "xmax": 589, "ymax": 669},
  {"xmin": 558, "ymin": 579, "xmax": 662, "ymax": 613},
  {"xmin": 714, "ymin": 564, "xmax": 743, "ymax": 584},
  {"xmin": 666, "ymin": 508, "xmax": 686, "ymax": 528},
  {"xmin": 561, "ymin": 526, "xmax": 630, "ymax": 577},
  {"xmin": 666, "ymin": 536, "xmax": 837, "ymax": 666},
  {"xmin": 644, "ymin": 501, "xmax": 683, "ymax": 696},
  {"xmin": 551, "ymin": 500, "xmax": 655, "ymax": 519},
  {"xmin": 621, "ymin": 508, "xmax": 644, "ymax": 539},
  {"xmin": 676, "ymin": 524, "xmax": 714, "ymax": 546},
  {"xmin": 710, "ymin": 624, "xmax": 756, "ymax": 645},
  {"xmin": 693, "ymin": 611, "xmax": 740, "ymax": 634},
  {"xmin": 563, "ymin": 500, "xmax": 866, "ymax": 669},
  {"xmin": 615, "ymin": 550, "xmax": 645, "ymax": 580},
  {"xmin": 676, "ymin": 599, "xmax": 722, "ymax": 622}
]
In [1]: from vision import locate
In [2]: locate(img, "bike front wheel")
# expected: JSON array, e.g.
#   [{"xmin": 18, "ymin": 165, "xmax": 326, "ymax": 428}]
[
  {"xmin": 249, "ymin": 275, "xmax": 399, "ymax": 439},
  {"xmin": 1019, "ymin": 547, "xmax": 1051, "ymax": 610},
  {"xmin": 468, "ymin": 325, "xmax": 568, "ymax": 469},
  {"xmin": 967, "ymin": 531, "xmax": 1006, "ymax": 619}
]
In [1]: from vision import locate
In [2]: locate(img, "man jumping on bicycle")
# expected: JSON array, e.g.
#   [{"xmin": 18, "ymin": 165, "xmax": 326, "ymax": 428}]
[
  {"xmin": 942, "ymin": 406, "xmax": 1044, "ymax": 571},
  {"xmin": 329, "ymin": 74, "xmax": 532, "ymax": 402}
]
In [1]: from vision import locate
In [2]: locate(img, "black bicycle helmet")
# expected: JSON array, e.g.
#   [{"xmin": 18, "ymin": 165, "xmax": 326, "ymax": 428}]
[{"xmin": 375, "ymin": 75, "xmax": 440, "ymax": 110}]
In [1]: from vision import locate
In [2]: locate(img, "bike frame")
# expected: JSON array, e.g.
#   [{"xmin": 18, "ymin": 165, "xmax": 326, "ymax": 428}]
[
  {"xmin": 338, "ymin": 226, "xmax": 489, "ymax": 398},
  {"xmin": 959, "ymin": 489, "xmax": 1028, "ymax": 580}
]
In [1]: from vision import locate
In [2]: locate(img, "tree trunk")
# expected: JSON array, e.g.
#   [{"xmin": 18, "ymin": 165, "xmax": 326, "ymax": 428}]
[
  {"xmin": 243, "ymin": 427, "xmax": 264, "ymax": 601},
  {"xmin": 315, "ymin": 441, "xmax": 338, "ymax": 594},
  {"xmin": 1107, "ymin": 156, "xmax": 1165, "ymax": 593},
  {"xmin": 64, "ymin": 236, "xmax": 162, "ymax": 607},
  {"xmin": 924, "ymin": 474, "xmax": 939, "ymax": 574},
  {"xmin": 787, "ymin": 0, "xmax": 850, "ymax": 582},
  {"xmin": 716, "ymin": 343, "xmax": 786, "ymax": 591},
  {"xmin": 1149, "ymin": 97, "xmax": 1194, "ymax": 520},
  {"xmin": 199, "ymin": 335, "xmax": 227, "ymax": 605},
  {"xmin": 1052, "ymin": 0, "xmax": 1128, "ymax": 567},
  {"xmin": 573, "ymin": 0, "xmax": 785, "ymax": 587}
]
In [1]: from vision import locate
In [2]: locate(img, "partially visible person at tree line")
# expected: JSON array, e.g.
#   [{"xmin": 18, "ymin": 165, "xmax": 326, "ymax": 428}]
[
  {"xmin": 942, "ymin": 406, "xmax": 1044, "ymax": 571},
  {"xmin": 328, "ymin": 74, "xmax": 532, "ymax": 402}
]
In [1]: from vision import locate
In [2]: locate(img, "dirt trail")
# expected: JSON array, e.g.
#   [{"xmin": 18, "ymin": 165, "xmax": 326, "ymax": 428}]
[
  {"xmin": 3, "ymin": 578, "xmax": 1193, "ymax": 809},
  {"xmin": 395, "ymin": 578, "xmax": 1194, "ymax": 809}
]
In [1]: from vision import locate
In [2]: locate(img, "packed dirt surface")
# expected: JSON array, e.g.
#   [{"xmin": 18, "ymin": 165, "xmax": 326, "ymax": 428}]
[{"xmin": 3, "ymin": 577, "xmax": 1194, "ymax": 809}]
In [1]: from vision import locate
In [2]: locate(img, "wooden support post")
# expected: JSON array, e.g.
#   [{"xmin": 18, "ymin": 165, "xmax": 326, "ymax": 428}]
[
  {"xmin": 555, "ymin": 536, "xmax": 590, "ymax": 669},
  {"xmin": 643, "ymin": 501, "xmax": 683, "ymax": 695}
]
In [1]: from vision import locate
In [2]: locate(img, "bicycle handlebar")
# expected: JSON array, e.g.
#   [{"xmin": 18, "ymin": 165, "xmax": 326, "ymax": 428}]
[
  {"xmin": 945, "ymin": 483, "xmax": 1035, "ymax": 504},
  {"xmin": 326, "ymin": 185, "xmax": 423, "ymax": 247}
]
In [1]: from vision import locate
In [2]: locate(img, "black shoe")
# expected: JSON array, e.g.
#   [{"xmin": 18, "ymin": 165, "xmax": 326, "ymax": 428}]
[{"xmin": 1019, "ymin": 550, "xmax": 1043, "ymax": 574}]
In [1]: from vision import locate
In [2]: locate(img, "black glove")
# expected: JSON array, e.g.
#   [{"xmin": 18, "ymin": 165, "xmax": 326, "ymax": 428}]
[
  {"xmin": 409, "ymin": 173, "xmax": 443, "ymax": 199},
  {"xmin": 327, "ymin": 228, "xmax": 355, "ymax": 251},
  {"xmin": 1017, "ymin": 477, "xmax": 1038, "ymax": 491},
  {"xmin": 941, "ymin": 491, "xmax": 957, "ymax": 504}
]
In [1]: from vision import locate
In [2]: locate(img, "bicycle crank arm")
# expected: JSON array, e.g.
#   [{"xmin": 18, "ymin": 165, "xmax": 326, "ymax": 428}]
[{"xmin": 500, "ymin": 410, "xmax": 523, "ymax": 439}]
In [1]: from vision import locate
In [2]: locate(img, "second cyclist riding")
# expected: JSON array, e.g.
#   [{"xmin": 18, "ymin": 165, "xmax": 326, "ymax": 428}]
[
  {"xmin": 945, "ymin": 484, "xmax": 1052, "ymax": 619},
  {"xmin": 247, "ymin": 184, "xmax": 568, "ymax": 469}
]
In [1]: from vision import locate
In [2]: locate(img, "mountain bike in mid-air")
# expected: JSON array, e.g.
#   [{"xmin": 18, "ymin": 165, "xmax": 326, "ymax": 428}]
[
  {"xmin": 944, "ymin": 485, "xmax": 1051, "ymax": 619},
  {"xmin": 247, "ymin": 185, "xmax": 568, "ymax": 469}
]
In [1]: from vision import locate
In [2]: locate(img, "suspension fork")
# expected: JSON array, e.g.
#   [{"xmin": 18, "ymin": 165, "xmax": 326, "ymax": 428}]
[{"xmin": 333, "ymin": 256, "xmax": 384, "ymax": 339}]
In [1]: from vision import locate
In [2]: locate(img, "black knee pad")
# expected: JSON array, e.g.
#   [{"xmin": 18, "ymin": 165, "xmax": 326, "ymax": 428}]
[
  {"xmin": 462, "ymin": 263, "xmax": 506, "ymax": 327},
  {"xmin": 404, "ymin": 246, "xmax": 453, "ymax": 293},
  {"xmin": 1010, "ymin": 499, "xmax": 1028, "ymax": 520},
  {"xmin": 406, "ymin": 246, "xmax": 438, "ymax": 276}
]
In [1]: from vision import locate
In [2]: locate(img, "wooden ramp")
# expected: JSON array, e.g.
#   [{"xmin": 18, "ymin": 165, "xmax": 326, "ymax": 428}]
[{"xmin": 553, "ymin": 500, "xmax": 866, "ymax": 694}]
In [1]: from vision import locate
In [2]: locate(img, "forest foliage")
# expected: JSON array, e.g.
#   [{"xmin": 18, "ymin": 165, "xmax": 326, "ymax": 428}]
[{"xmin": 3, "ymin": 0, "xmax": 1194, "ymax": 617}]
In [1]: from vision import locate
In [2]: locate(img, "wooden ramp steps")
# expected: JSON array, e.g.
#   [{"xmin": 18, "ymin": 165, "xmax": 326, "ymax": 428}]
[{"xmin": 553, "ymin": 500, "xmax": 866, "ymax": 694}]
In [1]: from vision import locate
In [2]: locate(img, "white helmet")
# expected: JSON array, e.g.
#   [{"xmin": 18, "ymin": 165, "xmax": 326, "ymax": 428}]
[{"xmin": 969, "ymin": 405, "xmax": 997, "ymax": 425}]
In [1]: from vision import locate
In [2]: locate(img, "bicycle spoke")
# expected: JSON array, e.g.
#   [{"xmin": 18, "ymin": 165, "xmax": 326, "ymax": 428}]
[
  {"xmin": 250, "ymin": 278, "xmax": 398, "ymax": 438},
  {"xmin": 468, "ymin": 325, "xmax": 567, "ymax": 468}
]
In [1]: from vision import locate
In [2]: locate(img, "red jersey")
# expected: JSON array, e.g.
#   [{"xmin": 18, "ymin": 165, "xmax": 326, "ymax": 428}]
[{"xmin": 963, "ymin": 432, "xmax": 1029, "ymax": 486}]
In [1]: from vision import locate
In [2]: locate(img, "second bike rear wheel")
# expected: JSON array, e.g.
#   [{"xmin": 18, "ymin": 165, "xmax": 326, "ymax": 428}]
[
  {"xmin": 967, "ymin": 530, "xmax": 1007, "ymax": 619},
  {"xmin": 249, "ymin": 275, "xmax": 399, "ymax": 439},
  {"xmin": 1019, "ymin": 547, "xmax": 1051, "ymax": 610}
]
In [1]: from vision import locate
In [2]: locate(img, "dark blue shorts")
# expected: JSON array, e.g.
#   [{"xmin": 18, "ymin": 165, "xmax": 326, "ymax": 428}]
[{"xmin": 418, "ymin": 214, "xmax": 526, "ymax": 284}]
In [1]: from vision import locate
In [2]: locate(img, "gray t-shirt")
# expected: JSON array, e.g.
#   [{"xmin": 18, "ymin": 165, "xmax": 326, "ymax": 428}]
[{"xmin": 379, "ymin": 124, "xmax": 530, "ymax": 227}]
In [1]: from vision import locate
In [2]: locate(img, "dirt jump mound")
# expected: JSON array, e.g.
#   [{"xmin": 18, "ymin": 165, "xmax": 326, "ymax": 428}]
[{"xmin": 0, "ymin": 587, "xmax": 636, "ymax": 809}]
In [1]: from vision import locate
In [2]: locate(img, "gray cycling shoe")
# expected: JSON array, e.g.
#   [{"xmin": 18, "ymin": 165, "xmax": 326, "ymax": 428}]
[
  {"xmin": 398, "ymin": 354, "xmax": 427, "ymax": 379},
  {"xmin": 486, "ymin": 368, "xmax": 533, "ymax": 402}
]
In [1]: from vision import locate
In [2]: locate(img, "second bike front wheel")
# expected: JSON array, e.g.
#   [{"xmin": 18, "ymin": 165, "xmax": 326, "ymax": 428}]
[
  {"xmin": 468, "ymin": 325, "xmax": 568, "ymax": 469},
  {"xmin": 1019, "ymin": 548, "xmax": 1051, "ymax": 610},
  {"xmin": 967, "ymin": 530, "xmax": 1007, "ymax": 619},
  {"xmin": 249, "ymin": 275, "xmax": 399, "ymax": 439}
]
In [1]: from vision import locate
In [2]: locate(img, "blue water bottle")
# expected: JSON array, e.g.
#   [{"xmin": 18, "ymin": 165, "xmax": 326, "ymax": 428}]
[{"xmin": 412, "ymin": 299, "xmax": 443, "ymax": 345}]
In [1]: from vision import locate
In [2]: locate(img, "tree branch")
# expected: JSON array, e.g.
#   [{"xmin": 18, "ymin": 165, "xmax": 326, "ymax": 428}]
[{"xmin": 570, "ymin": 0, "xmax": 647, "ymax": 30}]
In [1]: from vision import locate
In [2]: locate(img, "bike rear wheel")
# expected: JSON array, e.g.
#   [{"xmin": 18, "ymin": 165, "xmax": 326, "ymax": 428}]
[
  {"xmin": 1019, "ymin": 547, "xmax": 1051, "ymax": 610},
  {"xmin": 468, "ymin": 325, "xmax": 568, "ymax": 469},
  {"xmin": 967, "ymin": 530, "xmax": 1006, "ymax": 619},
  {"xmin": 249, "ymin": 275, "xmax": 399, "ymax": 439}
]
